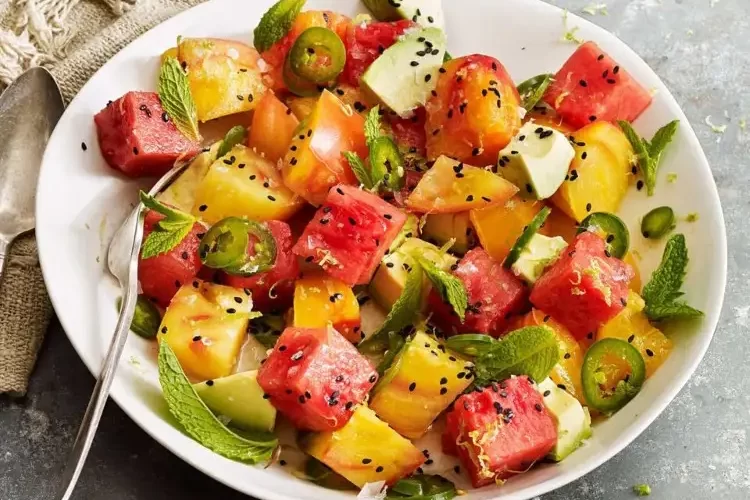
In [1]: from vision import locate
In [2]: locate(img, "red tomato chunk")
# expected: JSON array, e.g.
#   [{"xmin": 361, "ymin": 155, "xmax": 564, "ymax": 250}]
[
  {"xmin": 257, "ymin": 327, "xmax": 378, "ymax": 431},
  {"xmin": 293, "ymin": 185, "xmax": 407, "ymax": 286},
  {"xmin": 429, "ymin": 248, "xmax": 528, "ymax": 337},
  {"xmin": 530, "ymin": 231, "xmax": 634, "ymax": 339},
  {"xmin": 94, "ymin": 92, "xmax": 201, "ymax": 178},
  {"xmin": 443, "ymin": 377, "xmax": 557, "ymax": 488}
]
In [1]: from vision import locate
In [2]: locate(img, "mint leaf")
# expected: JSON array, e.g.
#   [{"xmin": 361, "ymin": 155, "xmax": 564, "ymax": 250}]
[
  {"xmin": 642, "ymin": 233, "xmax": 703, "ymax": 321},
  {"xmin": 344, "ymin": 151, "xmax": 374, "ymax": 189},
  {"xmin": 443, "ymin": 51, "xmax": 453, "ymax": 63},
  {"xmin": 253, "ymin": 0, "xmax": 306, "ymax": 53},
  {"xmin": 217, "ymin": 126, "xmax": 247, "ymax": 158},
  {"xmin": 158, "ymin": 342, "xmax": 277, "ymax": 462},
  {"xmin": 358, "ymin": 261, "xmax": 423, "ymax": 354},
  {"xmin": 416, "ymin": 257, "xmax": 467, "ymax": 322},
  {"xmin": 517, "ymin": 74, "xmax": 554, "ymax": 112},
  {"xmin": 158, "ymin": 57, "xmax": 201, "ymax": 142},
  {"xmin": 618, "ymin": 120, "xmax": 679, "ymax": 196},
  {"xmin": 473, "ymin": 326, "xmax": 560, "ymax": 384},
  {"xmin": 139, "ymin": 191, "xmax": 197, "ymax": 259},
  {"xmin": 363, "ymin": 105, "xmax": 382, "ymax": 146}
]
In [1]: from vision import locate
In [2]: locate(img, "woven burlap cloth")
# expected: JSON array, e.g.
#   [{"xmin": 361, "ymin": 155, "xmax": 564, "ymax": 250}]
[{"xmin": 0, "ymin": 0, "xmax": 203, "ymax": 395}]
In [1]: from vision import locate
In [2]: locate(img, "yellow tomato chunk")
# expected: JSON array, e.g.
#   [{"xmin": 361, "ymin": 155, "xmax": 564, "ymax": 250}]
[
  {"xmin": 470, "ymin": 195, "xmax": 546, "ymax": 262},
  {"xmin": 248, "ymin": 92, "xmax": 299, "ymax": 165},
  {"xmin": 293, "ymin": 273, "xmax": 361, "ymax": 343}
]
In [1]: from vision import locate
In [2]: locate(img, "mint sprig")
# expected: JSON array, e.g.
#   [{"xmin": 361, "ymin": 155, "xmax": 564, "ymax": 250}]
[
  {"xmin": 158, "ymin": 57, "xmax": 201, "ymax": 142},
  {"xmin": 363, "ymin": 105, "xmax": 382, "ymax": 146},
  {"xmin": 517, "ymin": 73, "xmax": 554, "ymax": 111},
  {"xmin": 217, "ymin": 126, "xmax": 247, "ymax": 158},
  {"xmin": 253, "ymin": 0, "xmax": 306, "ymax": 53},
  {"xmin": 642, "ymin": 233, "xmax": 703, "ymax": 321},
  {"xmin": 158, "ymin": 342, "xmax": 277, "ymax": 462},
  {"xmin": 618, "ymin": 120, "xmax": 679, "ymax": 196},
  {"xmin": 140, "ymin": 191, "xmax": 197, "ymax": 259},
  {"xmin": 471, "ymin": 326, "xmax": 560, "ymax": 384},
  {"xmin": 416, "ymin": 257, "xmax": 467, "ymax": 321},
  {"xmin": 344, "ymin": 151, "xmax": 375, "ymax": 189}
]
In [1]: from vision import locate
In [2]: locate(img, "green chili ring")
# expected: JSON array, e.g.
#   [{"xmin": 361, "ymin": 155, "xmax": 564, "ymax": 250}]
[
  {"xmin": 282, "ymin": 54, "xmax": 322, "ymax": 97},
  {"xmin": 289, "ymin": 27, "xmax": 346, "ymax": 84},
  {"xmin": 118, "ymin": 295, "xmax": 162, "ymax": 339},
  {"xmin": 389, "ymin": 474, "xmax": 457, "ymax": 499},
  {"xmin": 581, "ymin": 338, "xmax": 646, "ymax": 413},
  {"xmin": 369, "ymin": 136, "xmax": 405, "ymax": 191},
  {"xmin": 641, "ymin": 206, "xmax": 675, "ymax": 240},
  {"xmin": 199, "ymin": 216, "xmax": 250, "ymax": 270},
  {"xmin": 577, "ymin": 211, "xmax": 630, "ymax": 259},
  {"xmin": 223, "ymin": 220, "xmax": 278, "ymax": 277},
  {"xmin": 444, "ymin": 334, "xmax": 496, "ymax": 356},
  {"xmin": 517, "ymin": 73, "xmax": 554, "ymax": 111},
  {"xmin": 504, "ymin": 206, "xmax": 551, "ymax": 268}
]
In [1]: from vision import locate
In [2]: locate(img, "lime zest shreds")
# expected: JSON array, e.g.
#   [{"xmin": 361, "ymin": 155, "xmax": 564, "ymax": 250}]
[
  {"xmin": 472, "ymin": 326, "xmax": 560, "ymax": 385},
  {"xmin": 666, "ymin": 172, "xmax": 678, "ymax": 183},
  {"xmin": 139, "ymin": 191, "xmax": 197, "ymax": 259},
  {"xmin": 633, "ymin": 484, "xmax": 652, "ymax": 496},
  {"xmin": 561, "ymin": 10, "xmax": 584, "ymax": 44},
  {"xmin": 686, "ymin": 212, "xmax": 699, "ymax": 222},
  {"xmin": 642, "ymin": 233, "xmax": 704, "ymax": 321},
  {"xmin": 739, "ymin": 118, "xmax": 747, "ymax": 131},
  {"xmin": 704, "ymin": 115, "xmax": 727, "ymax": 133},
  {"xmin": 217, "ymin": 126, "xmax": 247, "ymax": 158},
  {"xmin": 581, "ymin": 3, "xmax": 608, "ymax": 16},
  {"xmin": 253, "ymin": 0, "xmax": 307, "ymax": 53},
  {"xmin": 158, "ymin": 342, "xmax": 277, "ymax": 462},
  {"xmin": 158, "ymin": 56, "xmax": 201, "ymax": 142}
]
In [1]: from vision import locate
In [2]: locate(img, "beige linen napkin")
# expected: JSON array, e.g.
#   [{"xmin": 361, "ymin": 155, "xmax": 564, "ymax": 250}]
[{"xmin": 0, "ymin": 0, "xmax": 203, "ymax": 394}]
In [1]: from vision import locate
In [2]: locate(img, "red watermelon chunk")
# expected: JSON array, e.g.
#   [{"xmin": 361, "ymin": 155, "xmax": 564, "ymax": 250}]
[
  {"xmin": 530, "ymin": 231, "xmax": 634, "ymax": 339},
  {"xmin": 138, "ymin": 210, "xmax": 204, "ymax": 308},
  {"xmin": 543, "ymin": 41, "xmax": 653, "ymax": 129},
  {"xmin": 94, "ymin": 92, "xmax": 201, "ymax": 178},
  {"xmin": 341, "ymin": 20, "xmax": 415, "ymax": 86},
  {"xmin": 428, "ymin": 248, "xmax": 528, "ymax": 337},
  {"xmin": 293, "ymin": 185, "xmax": 407, "ymax": 286},
  {"xmin": 220, "ymin": 220, "xmax": 299, "ymax": 314},
  {"xmin": 257, "ymin": 326, "xmax": 378, "ymax": 431},
  {"xmin": 442, "ymin": 377, "xmax": 557, "ymax": 488}
]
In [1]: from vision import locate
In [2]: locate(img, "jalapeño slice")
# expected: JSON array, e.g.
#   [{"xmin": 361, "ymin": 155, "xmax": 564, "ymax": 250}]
[
  {"xmin": 503, "ymin": 206, "xmax": 552, "ymax": 268},
  {"xmin": 388, "ymin": 474, "xmax": 457, "ymax": 499},
  {"xmin": 224, "ymin": 220, "xmax": 277, "ymax": 277},
  {"xmin": 577, "ymin": 212, "xmax": 630, "ymax": 259},
  {"xmin": 369, "ymin": 136, "xmax": 405, "ymax": 191},
  {"xmin": 517, "ymin": 73, "xmax": 554, "ymax": 111},
  {"xmin": 581, "ymin": 338, "xmax": 646, "ymax": 413},
  {"xmin": 199, "ymin": 217, "xmax": 249, "ymax": 269},
  {"xmin": 444, "ymin": 334, "xmax": 496, "ymax": 356},
  {"xmin": 282, "ymin": 54, "xmax": 321, "ymax": 97},
  {"xmin": 640, "ymin": 206, "xmax": 675, "ymax": 240},
  {"xmin": 288, "ymin": 27, "xmax": 346, "ymax": 84}
]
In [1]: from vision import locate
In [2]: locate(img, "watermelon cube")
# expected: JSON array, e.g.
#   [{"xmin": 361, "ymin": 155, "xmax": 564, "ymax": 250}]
[
  {"xmin": 293, "ymin": 185, "xmax": 407, "ymax": 286},
  {"xmin": 543, "ymin": 41, "xmax": 653, "ymax": 129},
  {"xmin": 341, "ymin": 19, "xmax": 415, "ymax": 86},
  {"xmin": 220, "ymin": 220, "xmax": 299, "ymax": 313},
  {"xmin": 530, "ymin": 231, "xmax": 634, "ymax": 339},
  {"xmin": 428, "ymin": 248, "xmax": 528, "ymax": 337},
  {"xmin": 257, "ymin": 327, "xmax": 379, "ymax": 431},
  {"xmin": 443, "ymin": 377, "xmax": 557, "ymax": 488},
  {"xmin": 138, "ymin": 210, "xmax": 204, "ymax": 308},
  {"xmin": 94, "ymin": 91, "xmax": 201, "ymax": 178}
]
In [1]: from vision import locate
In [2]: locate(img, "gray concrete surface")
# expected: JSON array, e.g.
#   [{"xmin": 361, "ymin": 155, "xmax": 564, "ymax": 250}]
[{"xmin": 1, "ymin": 0, "xmax": 749, "ymax": 498}]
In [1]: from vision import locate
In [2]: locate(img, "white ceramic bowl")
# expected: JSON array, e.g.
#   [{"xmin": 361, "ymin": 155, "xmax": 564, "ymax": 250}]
[{"xmin": 35, "ymin": 0, "xmax": 727, "ymax": 498}]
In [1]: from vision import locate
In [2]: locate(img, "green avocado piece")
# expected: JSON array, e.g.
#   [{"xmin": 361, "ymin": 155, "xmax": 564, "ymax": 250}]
[
  {"xmin": 362, "ymin": 0, "xmax": 445, "ymax": 29},
  {"xmin": 538, "ymin": 378, "xmax": 592, "ymax": 461},
  {"xmin": 421, "ymin": 212, "xmax": 474, "ymax": 255},
  {"xmin": 498, "ymin": 121, "xmax": 575, "ymax": 200},
  {"xmin": 193, "ymin": 370, "xmax": 276, "ymax": 432},
  {"xmin": 511, "ymin": 233, "xmax": 567, "ymax": 284},
  {"xmin": 362, "ymin": 27, "xmax": 446, "ymax": 117},
  {"xmin": 369, "ymin": 238, "xmax": 456, "ymax": 310}
]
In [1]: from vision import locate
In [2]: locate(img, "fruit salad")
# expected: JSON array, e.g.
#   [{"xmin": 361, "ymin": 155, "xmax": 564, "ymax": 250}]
[{"xmin": 95, "ymin": 0, "xmax": 703, "ymax": 495}]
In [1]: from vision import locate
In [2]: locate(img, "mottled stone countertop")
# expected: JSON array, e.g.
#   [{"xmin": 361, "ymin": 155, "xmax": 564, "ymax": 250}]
[{"xmin": 1, "ymin": 0, "xmax": 748, "ymax": 499}]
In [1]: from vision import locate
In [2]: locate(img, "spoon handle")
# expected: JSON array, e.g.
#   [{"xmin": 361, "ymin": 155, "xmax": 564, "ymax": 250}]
[{"xmin": 0, "ymin": 237, "xmax": 8, "ymax": 283}]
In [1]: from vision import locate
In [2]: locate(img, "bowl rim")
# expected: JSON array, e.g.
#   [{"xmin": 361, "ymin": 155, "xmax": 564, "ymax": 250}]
[{"xmin": 35, "ymin": 0, "xmax": 728, "ymax": 498}]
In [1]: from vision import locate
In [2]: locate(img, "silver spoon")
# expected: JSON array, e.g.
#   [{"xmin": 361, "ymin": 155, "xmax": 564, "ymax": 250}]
[
  {"xmin": 0, "ymin": 67, "xmax": 64, "ymax": 278},
  {"xmin": 57, "ymin": 159, "xmax": 192, "ymax": 500}
]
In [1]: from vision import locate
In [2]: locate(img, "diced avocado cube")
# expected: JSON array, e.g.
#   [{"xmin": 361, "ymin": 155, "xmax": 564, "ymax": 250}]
[
  {"xmin": 498, "ymin": 121, "xmax": 575, "ymax": 200},
  {"xmin": 369, "ymin": 331, "xmax": 473, "ymax": 439},
  {"xmin": 363, "ymin": 0, "xmax": 445, "ymax": 29},
  {"xmin": 193, "ymin": 370, "xmax": 276, "ymax": 432},
  {"xmin": 511, "ymin": 233, "xmax": 568, "ymax": 284},
  {"xmin": 537, "ymin": 378, "xmax": 592, "ymax": 461},
  {"xmin": 421, "ymin": 212, "xmax": 474, "ymax": 255},
  {"xmin": 362, "ymin": 27, "xmax": 446, "ymax": 117},
  {"xmin": 369, "ymin": 238, "xmax": 457, "ymax": 310}
]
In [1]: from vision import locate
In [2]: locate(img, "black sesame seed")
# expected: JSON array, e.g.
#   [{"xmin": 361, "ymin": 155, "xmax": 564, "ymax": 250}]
[
  {"xmin": 376, "ymin": 466, "xmax": 384, "ymax": 473},
  {"xmin": 409, "ymin": 382, "xmax": 416, "ymax": 392},
  {"xmin": 586, "ymin": 203, "xmax": 592, "ymax": 212},
  {"xmin": 206, "ymin": 380, "xmax": 214, "ymax": 386},
  {"xmin": 192, "ymin": 335, "xmax": 201, "ymax": 342},
  {"xmin": 440, "ymin": 387, "xmax": 448, "ymax": 395},
  {"xmin": 646, "ymin": 348, "xmax": 654, "ymax": 357},
  {"xmin": 369, "ymin": 375, "xmax": 377, "ymax": 383},
  {"xmin": 345, "ymin": 401, "xmax": 354, "ymax": 410},
  {"xmin": 607, "ymin": 78, "xmax": 617, "ymax": 85},
  {"xmin": 454, "ymin": 465, "xmax": 461, "ymax": 474},
  {"xmin": 267, "ymin": 195, "xmax": 276, "ymax": 201},
  {"xmin": 466, "ymin": 195, "xmax": 474, "ymax": 202},
  {"xmin": 132, "ymin": 147, "xmax": 139, "ymax": 155},
  {"xmin": 589, "ymin": 115, "xmax": 597, "ymax": 122},
  {"xmin": 249, "ymin": 174, "xmax": 257, "ymax": 180},
  {"xmin": 581, "ymin": 151, "xmax": 588, "ymax": 160},
  {"xmin": 579, "ymin": 79, "xmax": 588, "ymax": 87},
  {"xmin": 425, "ymin": 458, "xmax": 434, "ymax": 465},
  {"xmin": 519, "ymin": 135, "xmax": 526, "ymax": 142},
  {"xmin": 613, "ymin": 65, "xmax": 620, "ymax": 74},
  {"xmin": 535, "ymin": 403, "xmax": 543, "ymax": 412},
  {"xmin": 439, "ymin": 67, "xmax": 446, "ymax": 74},
  {"xmin": 362, "ymin": 458, "xmax": 372, "ymax": 464},
  {"xmin": 410, "ymin": 61, "xmax": 419, "ymax": 67},
  {"xmin": 557, "ymin": 384, "xmax": 567, "ymax": 391},
  {"xmin": 298, "ymin": 395, "xmax": 306, "ymax": 404},
  {"xmin": 637, "ymin": 180, "xmax": 645, "ymax": 191},
  {"xmin": 440, "ymin": 377, "xmax": 448, "ymax": 385},
  {"xmin": 564, "ymin": 352, "xmax": 571, "ymax": 359},
  {"xmin": 336, "ymin": 187, "xmax": 344, "ymax": 195},
  {"xmin": 386, "ymin": 262, "xmax": 394, "ymax": 268}
]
